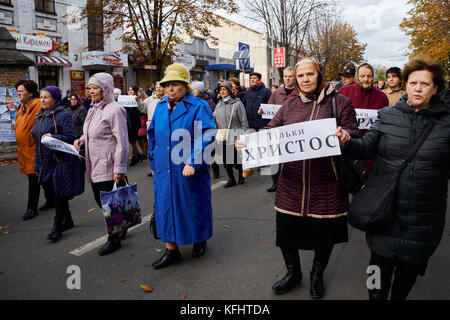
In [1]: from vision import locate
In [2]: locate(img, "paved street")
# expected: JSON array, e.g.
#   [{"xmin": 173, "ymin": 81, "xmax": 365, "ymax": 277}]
[{"xmin": 0, "ymin": 160, "xmax": 449, "ymax": 300}]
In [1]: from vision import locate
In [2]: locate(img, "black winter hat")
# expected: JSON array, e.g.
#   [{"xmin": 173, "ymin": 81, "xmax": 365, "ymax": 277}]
[
  {"xmin": 250, "ymin": 72, "xmax": 262, "ymax": 79},
  {"xmin": 386, "ymin": 67, "xmax": 402, "ymax": 79}
]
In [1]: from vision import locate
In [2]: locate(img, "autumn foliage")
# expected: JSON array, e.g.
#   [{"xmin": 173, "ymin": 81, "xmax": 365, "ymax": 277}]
[{"xmin": 400, "ymin": 0, "xmax": 450, "ymax": 76}]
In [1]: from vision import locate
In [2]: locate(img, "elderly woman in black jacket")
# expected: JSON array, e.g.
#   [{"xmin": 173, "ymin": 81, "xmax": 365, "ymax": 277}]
[{"xmin": 336, "ymin": 57, "xmax": 449, "ymax": 300}]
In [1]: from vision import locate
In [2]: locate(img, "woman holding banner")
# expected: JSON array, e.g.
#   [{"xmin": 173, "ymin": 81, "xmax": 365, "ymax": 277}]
[
  {"xmin": 236, "ymin": 57, "xmax": 361, "ymax": 299},
  {"xmin": 32, "ymin": 86, "xmax": 79, "ymax": 242},
  {"xmin": 74, "ymin": 73, "xmax": 129, "ymax": 256}
]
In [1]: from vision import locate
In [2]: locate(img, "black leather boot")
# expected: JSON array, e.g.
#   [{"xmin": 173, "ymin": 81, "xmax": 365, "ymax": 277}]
[
  {"xmin": 224, "ymin": 166, "xmax": 237, "ymax": 188},
  {"xmin": 310, "ymin": 263, "xmax": 325, "ymax": 299},
  {"xmin": 152, "ymin": 247, "xmax": 183, "ymax": 270},
  {"xmin": 238, "ymin": 168, "xmax": 245, "ymax": 184},
  {"xmin": 192, "ymin": 241, "xmax": 207, "ymax": 258},
  {"xmin": 98, "ymin": 234, "xmax": 121, "ymax": 256},
  {"xmin": 129, "ymin": 156, "xmax": 139, "ymax": 167},
  {"xmin": 23, "ymin": 208, "xmax": 39, "ymax": 220},
  {"xmin": 211, "ymin": 163, "xmax": 220, "ymax": 179},
  {"xmin": 62, "ymin": 211, "xmax": 74, "ymax": 231},
  {"xmin": 272, "ymin": 248, "xmax": 302, "ymax": 294},
  {"xmin": 47, "ymin": 217, "xmax": 63, "ymax": 242},
  {"xmin": 266, "ymin": 183, "xmax": 277, "ymax": 192}
]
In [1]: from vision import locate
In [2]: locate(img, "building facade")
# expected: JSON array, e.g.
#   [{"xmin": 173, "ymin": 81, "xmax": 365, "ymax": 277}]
[{"xmin": 0, "ymin": 0, "xmax": 128, "ymax": 95}]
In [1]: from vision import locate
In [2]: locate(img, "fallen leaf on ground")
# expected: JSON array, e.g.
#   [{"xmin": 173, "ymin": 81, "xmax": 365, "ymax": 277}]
[
  {"xmin": 262, "ymin": 238, "xmax": 270, "ymax": 243},
  {"xmin": 0, "ymin": 225, "xmax": 11, "ymax": 231},
  {"xmin": 155, "ymin": 249, "xmax": 163, "ymax": 253},
  {"xmin": 87, "ymin": 208, "xmax": 95, "ymax": 213},
  {"xmin": 181, "ymin": 293, "xmax": 187, "ymax": 299},
  {"xmin": 118, "ymin": 279, "xmax": 126, "ymax": 283},
  {"xmin": 224, "ymin": 225, "xmax": 231, "ymax": 228},
  {"xmin": 140, "ymin": 284, "xmax": 153, "ymax": 292}
]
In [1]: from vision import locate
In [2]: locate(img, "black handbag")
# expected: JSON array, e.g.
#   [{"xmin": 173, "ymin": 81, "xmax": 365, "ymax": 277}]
[
  {"xmin": 332, "ymin": 95, "xmax": 366, "ymax": 194},
  {"xmin": 348, "ymin": 118, "xmax": 437, "ymax": 232},
  {"xmin": 149, "ymin": 202, "xmax": 160, "ymax": 239}
]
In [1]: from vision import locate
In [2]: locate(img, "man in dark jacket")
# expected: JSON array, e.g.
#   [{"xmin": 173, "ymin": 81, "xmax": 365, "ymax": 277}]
[{"xmin": 243, "ymin": 72, "xmax": 272, "ymax": 131}]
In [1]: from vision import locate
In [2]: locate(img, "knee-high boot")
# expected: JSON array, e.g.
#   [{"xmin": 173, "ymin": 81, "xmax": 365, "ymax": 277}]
[
  {"xmin": 310, "ymin": 247, "xmax": 333, "ymax": 299},
  {"xmin": 224, "ymin": 165, "xmax": 237, "ymax": 188},
  {"xmin": 272, "ymin": 248, "xmax": 303, "ymax": 294}
]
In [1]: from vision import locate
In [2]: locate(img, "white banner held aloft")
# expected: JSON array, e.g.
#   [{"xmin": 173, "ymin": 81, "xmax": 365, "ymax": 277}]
[
  {"xmin": 41, "ymin": 136, "xmax": 84, "ymax": 158},
  {"xmin": 261, "ymin": 104, "xmax": 282, "ymax": 119},
  {"xmin": 117, "ymin": 95, "xmax": 138, "ymax": 108},
  {"xmin": 355, "ymin": 109, "xmax": 379, "ymax": 130},
  {"xmin": 239, "ymin": 118, "xmax": 341, "ymax": 170}
]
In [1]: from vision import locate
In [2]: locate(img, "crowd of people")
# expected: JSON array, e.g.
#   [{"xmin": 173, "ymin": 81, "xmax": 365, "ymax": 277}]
[{"xmin": 12, "ymin": 55, "xmax": 449, "ymax": 301}]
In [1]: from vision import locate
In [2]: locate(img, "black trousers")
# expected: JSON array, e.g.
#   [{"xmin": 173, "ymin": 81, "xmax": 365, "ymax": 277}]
[
  {"xmin": 27, "ymin": 174, "xmax": 40, "ymax": 211},
  {"xmin": 41, "ymin": 181, "xmax": 70, "ymax": 225},
  {"xmin": 91, "ymin": 179, "xmax": 126, "ymax": 208},
  {"xmin": 368, "ymin": 252, "xmax": 422, "ymax": 300},
  {"xmin": 27, "ymin": 174, "xmax": 55, "ymax": 211}
]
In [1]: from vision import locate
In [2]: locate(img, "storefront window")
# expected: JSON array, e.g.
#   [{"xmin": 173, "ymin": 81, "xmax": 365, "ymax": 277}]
[{"xmin": 38, "ymin": 66, "xmax": 58, "ymax": 89}]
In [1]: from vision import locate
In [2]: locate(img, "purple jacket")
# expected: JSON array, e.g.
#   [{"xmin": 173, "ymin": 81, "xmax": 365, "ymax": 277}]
[{"xmin": 81, "ymin": 73, "xmax": 129, "ymax": 183}]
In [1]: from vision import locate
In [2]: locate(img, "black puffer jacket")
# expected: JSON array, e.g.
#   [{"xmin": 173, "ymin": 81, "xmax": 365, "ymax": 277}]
[{"xmin": 344, "ymin": 95, "xmax": 450, "ymax": 264}]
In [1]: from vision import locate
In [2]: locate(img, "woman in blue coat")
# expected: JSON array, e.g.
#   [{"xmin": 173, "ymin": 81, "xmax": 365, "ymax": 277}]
[{"xmin": 148, "ymin": 63, "xmax": 216, "ymax": 269}]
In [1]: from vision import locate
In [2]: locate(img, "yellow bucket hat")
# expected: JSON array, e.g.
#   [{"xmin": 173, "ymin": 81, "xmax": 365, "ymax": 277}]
[{"xmin": 159, "ymin": 63, "xmax": 191, "ymax": 87}]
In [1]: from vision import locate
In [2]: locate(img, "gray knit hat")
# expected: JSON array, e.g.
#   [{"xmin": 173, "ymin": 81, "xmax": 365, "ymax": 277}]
[
  {"xmin": 219, "ymin": 81, "xmax": 233, "ymax": 94},
  {"xmin": 191, "ymin": 81, "xmax": 206, "ymax": 93}
]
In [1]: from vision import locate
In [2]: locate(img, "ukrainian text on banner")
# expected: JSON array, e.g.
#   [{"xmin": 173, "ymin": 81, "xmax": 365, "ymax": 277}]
[
  {"xmin": 261, "ymin": 104, "xmax": 282, "ymax": 119},
  {"xmin": 355, "ymin": 109, "xmax": 378, "ymax": 130},
  {"xmin": 117, "ymin": 95, "xmax": 138, "ymax": 108},
  {"xmin": 239, "ymin": 118, "xmax": 341, "ymax": 170},
  {"xmin": 41, "ymin": 136, "xmax": 84, "ymax": 158}
]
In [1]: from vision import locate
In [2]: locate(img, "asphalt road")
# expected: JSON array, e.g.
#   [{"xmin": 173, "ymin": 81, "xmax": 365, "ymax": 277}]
[{"xmin": 0, "ymin": 160, "xmax": 449, "ymax": 301}]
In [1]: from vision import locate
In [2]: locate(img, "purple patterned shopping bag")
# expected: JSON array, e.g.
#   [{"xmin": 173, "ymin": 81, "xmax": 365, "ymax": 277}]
[{"xmin": 100, "ymin": 182, "xmax": 142, "ymax": 235}]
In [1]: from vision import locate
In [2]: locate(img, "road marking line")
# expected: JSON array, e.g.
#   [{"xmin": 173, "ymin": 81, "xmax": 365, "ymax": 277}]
[{"xmin": 69, "ymin": 180, "xmax": 227, "ymax": 256}]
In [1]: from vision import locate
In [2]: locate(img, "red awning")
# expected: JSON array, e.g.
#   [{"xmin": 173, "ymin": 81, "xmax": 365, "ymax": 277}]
[{"xmin": 35, "ymin": 55, "xmax": 72, "ymax": 67}]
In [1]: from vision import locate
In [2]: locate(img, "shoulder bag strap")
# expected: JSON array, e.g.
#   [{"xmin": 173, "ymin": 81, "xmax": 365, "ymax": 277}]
[
  {"xmin": 332, "ymin": 94, "xmax": 339, "ymax": 126},
  {"xmin": 227, "ymin": 101, "xmax": 236, "ymax": 129},
  {"xmin": 399, "ymin": 117, "xmax": 437, "ymax": 171}
]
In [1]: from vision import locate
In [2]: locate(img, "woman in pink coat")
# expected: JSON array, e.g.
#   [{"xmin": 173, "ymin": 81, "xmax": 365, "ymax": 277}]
[{"xmin": 74, "ymin": 72, "xmax": 129, "ymax": 256}]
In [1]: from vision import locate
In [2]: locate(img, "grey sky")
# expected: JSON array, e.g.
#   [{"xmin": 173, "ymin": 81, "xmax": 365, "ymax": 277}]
[{"xmin": 219, "ymin": 0, "xmax": 413, "ymax": 69}]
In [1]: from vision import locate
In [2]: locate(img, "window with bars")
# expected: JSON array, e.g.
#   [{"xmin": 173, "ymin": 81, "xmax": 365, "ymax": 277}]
[{"xmin": 35, "ymin": 0, "xmax": 55, "ymax": 14}]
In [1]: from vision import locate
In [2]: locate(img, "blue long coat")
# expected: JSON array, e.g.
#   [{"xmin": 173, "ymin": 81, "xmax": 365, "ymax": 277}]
[{"xmin": 148, "ymin": 92, "xmax": 216, "ymax": 245}]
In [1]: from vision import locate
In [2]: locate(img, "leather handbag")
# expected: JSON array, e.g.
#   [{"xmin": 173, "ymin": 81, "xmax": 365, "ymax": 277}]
[
  {"xmin": 216, "ymin": 101, "xmax": 236, "ymax": 142},
  {"xmin": 332, "ymin": 95, "xmax": 366, "ymax": 194},
  {"xmin": 348, "ymin": 118, "xmax": 437, "ymax": 232}
]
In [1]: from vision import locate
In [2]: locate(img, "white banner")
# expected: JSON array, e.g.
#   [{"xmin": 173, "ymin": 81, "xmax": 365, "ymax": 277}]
[
  {"xmin": 261, "ymin": 104, "xmax": 282, "ymax": 119},
  {"xmin": 239, "ymin": 118, "xmax": 341, "ymax": 170},
  {"xmin": 355, "ymin": 108, "xmax": 378, "ymax": 130},
  {"xmin": 117, "ymin": 95, "xmax": 138, "ymax": 108},
  {"xmin": 41, "ymin": 136, "xmax": 83, "ymax": 158}
]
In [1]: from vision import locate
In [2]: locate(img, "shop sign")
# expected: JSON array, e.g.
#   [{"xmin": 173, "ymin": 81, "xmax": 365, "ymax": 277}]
[
  {"xmin": 81, "ymin": 51, "xmax": 129, "ymax": 67},
  {"xmin": 9, "ymin": 32, "xmax": 53, "ymax": 52},
  {"xmin": 172, "ymin": 52, "xmax": 196, "ymax": 70},
  {"xmin": 70, "ymin": 71, "xmax": 85, "ymax": 97}
]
